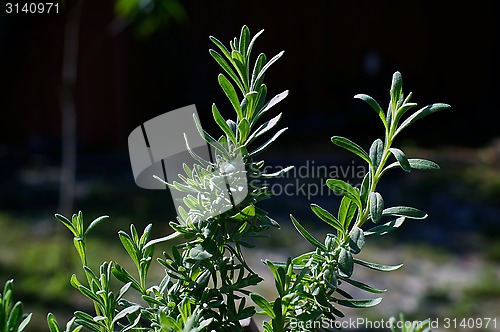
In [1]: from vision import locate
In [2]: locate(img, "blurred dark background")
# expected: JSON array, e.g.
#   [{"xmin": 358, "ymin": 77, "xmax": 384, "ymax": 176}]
[
  {"xmin": 0, "ymin": 0, "xmax": 499, "ymax": 330},
  {"xmin": 2, "ymin": 1, "xmax": 499, "ymax": 152}
]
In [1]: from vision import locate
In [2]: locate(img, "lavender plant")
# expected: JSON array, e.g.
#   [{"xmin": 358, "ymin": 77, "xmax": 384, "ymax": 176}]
[
  {"xmin": 249, "ymin": 72, "xmax": 449, "ymax": 331},
  {"xmin": 49, "ymin": 25, "xmax": 291, "ymax": 332},
  {"xmin": 0, "ymin": 25, "xmax": 447, "ymax": 332}
]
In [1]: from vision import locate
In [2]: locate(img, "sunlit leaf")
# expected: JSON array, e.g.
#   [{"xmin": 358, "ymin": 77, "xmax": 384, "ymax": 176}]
[
  {"xmin": 331, "ymin": 136, "xmax": 371, "ymax": 165},
  {"xmin": 355, "ymin": 94, "xmax": 386, "ymax": 128},
  {"xmin": 354, "ymin": 258, "xmax": 403, "ymax": 271},
  {"xmin": 382, "ymin": 206, "xmax": 427, "ymax": 219},
  {"xmin": 290, "ymin": 214, "xmax": 326, "ymax": 251}
]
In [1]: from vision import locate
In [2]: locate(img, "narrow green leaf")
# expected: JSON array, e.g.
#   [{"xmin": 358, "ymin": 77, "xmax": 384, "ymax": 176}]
[
  {"xmin": 339, "ymin": 199, "xmax": 359, "ymax": 228},
  {"xmin": 395, "ymin": 103, "xmax": 451, "ymax": 136},
  {"xmin": 252, "ymin": 90, "xmax": 288, "ymax": 126},
  {"xmin": 339, "ymin": 276, "xmax": 386, "ymax": 293},
  {"xmin": 212, "ymin": 104, "xmax": 237, "ymax": 143},
  {"xmin": 231, "ymin": 50, "xmax": 248, "ymax": 89},
  {"xmin": 389, "ymin": 148, "xmax": 411, "ymax": 172},
  {"xmin": 290, "ymin": 214, "xmax": 326, "ymax": 251},
  {"xmin": 231, "ymin": 37, "xmax": 238, "ymax": 50},
  {"xmin": 17, "ymin": 313, "xmax": 32, "ymax": 332},
  {"xmin": 139, "ymin": 223, "xmax": 152, "ymax": 247},
  {"xmin": 402, "ymin": 91, "xmax": 413, "ymax": 105},
  {"xmin": 116, "ymin": 282, "xmax": 132, "ymax": 303},
  {"xmin": 76, "ymin": 285, "xmax": 101, "ymax": 304},
  {"xmin": 255, "ymin": 83, "xmax": 267, "ymax": 115},
  {"xmin": 263, "ymin": 260, "xmax": 279, "ymax": 281},
  {"xmin": 383, "ymin": 158, "xmax": 440, "ymax": 174},
  {"xmin": 118, "ymin": 231, "xmax": 139, "ymax": 266},
  {"xmin": 246, "ymin": 112, "xmax": 282, "ymax": 144},
  {"xmin": 250, "ymin": 294, "xmax": 275, "ymax": 319},
  {"xmin": 69, "ymin": 274, "xmax": 81, "ymax": 290},
  {"xmin": 354, "ymin": 94, "xmax": 386, "ymax": 128},
  {"xmin": 408, "ymin": 158, "xmax": 440, "ymax": 170},
  {"xmin": 390, "ymin": 71, "xmax": 403, "ymax": 110},
  {"xmin": 173, "ymin": 135, "xmax": 210, "ymax": 170},
  {"xmin": 272, "ymin": 297, "xmax": 283, "ymax": 324},
  {"xmin": 369, "ymin": 139, "xmax": 384, "ymax": 168},
  {"xmin": 239, "ymin": 25, "xmax": 250, "ymax": 58},
  {"xmin": 248, "ymin": 128, "xmax": 287, "ymax": 157},
  {"xmin": 291, "ymin": 252, "xmax": 314, "ymax": 266},
  {"xmin": 246, "ymin": 29, "xmax": 264, "ymax": 62},
  {"xmin": 72, "ymin": 213, "xmax": 82, "ymax": 237},
  {"xmin": 74, "ymin": 312, "xmax": 100, "ymax": 331},
  {"xmin": 6, "ymin": 302, "xmax": 23, "ymax": 331},
  {"xmin": 382, "ymin": 206, "xmax": 427, "ymax": 219},
  {"xmin": 364, "ymin": 217, "xmax": 406, "ymax": 237},
  {"xmin": 326, "ymin": 179, "xmax": 362, "ymax": 209},
  {"xmin": 250, "ymin": 53, "xmax": 267, "ymax": 92},
  {"xmin": 331, "ymin": 136, "xmax": 371, "ymax": 165},
  {"xmin": 369, "ymin": 192, "xmax": 384, "ymax": 223},
  {"xmin": 55, "ymin": 214, "xmax": 76, "ymax": 235},
  {"xmin": 218, "ymin": 74, "xmax": 242, "ymax": 118},
  {"xmin": 111, "ymin": 263, "xmax": 141, "ymax": 292},
  {"xmin": 335, "ymin": 297, "xmax": 383, "ymax": 308},
  {"xmin": 252, "ymin": 51, "xmax": 284, "ymax": 91},
  {"xmin": 82, "ymin": 266, "xmax": 99, "ymax": 286},
  {"xmin": 130, "ymin": 224, "xmax": 139, "ymax": 244},
  {"xmin": 232, "ymin": 49, "xmax": 244, "ymax": 63},
  {"xmin": 237, "ymin": 118, "xmax": 250, "ymax": 143},
  {"xmin": 242, "ymin": 91, "xmax": 258, "ymax": 119},
  {"xmin": 47, "ymin": 313, "xmax": 61, "ymax": 332},
  {"xmin": 336, "ymin": 288, "xmax": 353, "ymax": 299},
  {"xmin": 354, "ymin": 258, "xmax": 403, "ymax": 271},
  {"xmin": 85, "ymin": 215, "xmax": 109, "ymax": 236},
  {"xmin": 310, "ymin": 204, "xmax": 344, "ymax": 234},
  {"xmin": 67, "ymin": 319, "xmax": 83, "ymax": 332},
  {"xmin": 209, "ymin": 49, "xmax": 244, "ymax": 93},
  {"xmin": 209, "ymin": 36, "xmax": 231, "ymax": 60},
  {"xmin": 394, "ymin": 102, "xmax": 417, "ymax": 125},
  {"xmin": 231, "ymin": 205, "xmax": 255, "ymax": 221},
  {"xmin": 192, "ymin": 114, "xmax": 231, "ymax": 160},
  {"xmin": 111, "ymin": 305, "xmax": 140, "ymax": 326}
]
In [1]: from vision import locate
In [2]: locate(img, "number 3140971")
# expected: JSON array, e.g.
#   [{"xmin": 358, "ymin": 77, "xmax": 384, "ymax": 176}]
[{"xmin": 6, "ymin": 3, "xmax": 59, "ymax": 14}]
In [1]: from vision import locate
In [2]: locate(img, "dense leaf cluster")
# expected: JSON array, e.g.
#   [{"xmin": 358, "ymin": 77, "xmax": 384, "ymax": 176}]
[{"xmin": 48, "ymin": 26, "xmax": 292, "ymax": 332}]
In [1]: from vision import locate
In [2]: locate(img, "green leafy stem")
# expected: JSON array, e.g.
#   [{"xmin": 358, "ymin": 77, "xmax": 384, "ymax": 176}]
[{"xmin": 251, "ymin": 71, "xmax": 450, "ymax": 331}]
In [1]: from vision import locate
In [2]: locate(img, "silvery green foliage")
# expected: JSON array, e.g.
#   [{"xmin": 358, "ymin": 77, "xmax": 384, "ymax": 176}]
[
  {"xmin": 51, "ymin": 26, "xmax": 291, "ymax": 332},
  {"xmin": 143, "ymin": 25, "xmax": 291, "ymax": 330},
  {"xmin": 251, "ymin": 72, "xmax": 449, "ymax": 331},
  {"xmin": 156, "ymin": 150, "xmax": 248, "ymax": 226}
]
